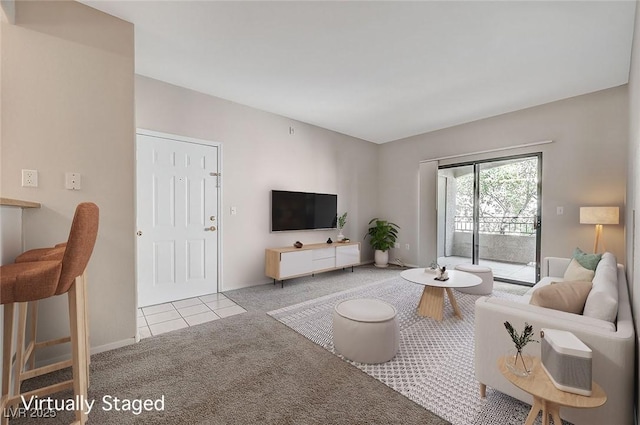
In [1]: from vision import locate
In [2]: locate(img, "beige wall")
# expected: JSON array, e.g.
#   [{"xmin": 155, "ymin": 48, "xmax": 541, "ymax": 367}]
[
  {"xmin": 379, "ymin": 86, "xmax": 628, "ymax": 267},
  {"xmin": 135, "ymin": 76, "xmax": 380, "ymax": 290},
  {"xmin": 1, "ymin": 1, "xmax": 136, "ymax": 356},
  {"xmin": 626, "ymin": 1, "xmax": 640, "ymax": 422}
]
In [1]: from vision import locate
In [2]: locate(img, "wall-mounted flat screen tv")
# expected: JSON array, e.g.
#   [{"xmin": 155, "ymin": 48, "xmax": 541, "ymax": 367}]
[{"xmin": 271, "ymin": 190, "xmax": 337, "ymax": 232}]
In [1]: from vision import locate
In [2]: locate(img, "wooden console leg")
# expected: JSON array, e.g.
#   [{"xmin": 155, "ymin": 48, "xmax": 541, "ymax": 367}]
[{"xmin": 479, "ymin": 383, "xmax": 486, "ymax": 398}]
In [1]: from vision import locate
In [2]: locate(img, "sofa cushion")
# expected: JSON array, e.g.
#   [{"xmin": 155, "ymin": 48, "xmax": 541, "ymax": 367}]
[
  {"xmin": 583, "ymin": 252, "xmax": 618, "ymax": 323},
  {"xmin": 522, "ymin": 276, "xmax": 564, "ymax": 302},
  {"xmin": 481, "ymin": 297, "xmax": 617, "ymax": 332},
  {"xmin": 564, "ymin": 258, "xmax": 595, "ymax": 281},
  {"xmin": 530, "ymin": 281, "xmax": 592, "ymax": 314},
  {"xmin": 573, "ymin": 247, "xmax": 602, "ymax": 270}
]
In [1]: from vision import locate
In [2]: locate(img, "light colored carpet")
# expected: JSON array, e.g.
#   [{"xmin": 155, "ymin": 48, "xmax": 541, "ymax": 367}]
[
  {"xmin": 10, "ymin": 266, "xmax": 529, "ymax": 424},
  {"xmin": 268, "ymin": 276, "xmax": 552, "ymax": 425},
  {"xmin": 11, "ymin": 273, "xmax": 449, "ymax": 424}
]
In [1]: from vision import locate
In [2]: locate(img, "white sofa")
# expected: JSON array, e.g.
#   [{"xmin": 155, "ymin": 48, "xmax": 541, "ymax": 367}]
[{"xmin": 474, "ymin": 256, "xmax": 635, "ymax": 425}]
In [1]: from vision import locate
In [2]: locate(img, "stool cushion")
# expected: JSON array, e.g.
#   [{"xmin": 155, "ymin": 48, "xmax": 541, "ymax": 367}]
[
  {"xmin": 454, "ymin": 264, "xmax": 494, "ymax": 295},
  {"xmin": 1, "ymin": 261, "xmax": 62, "ymax": 303},
  {"xmin": 334, "ymin": 298, "xmax": 397, "ymax": 322},
  {"xmin": 455, "ymin": 264, "xmax": 492, "ymax": 273},
  {"xmin": 15, "ymin": 246, "xmax": 65, "ymax": 263},
  {"xmin": 333, "ymin": 298, "xmax": 399, "ymax": 364}
]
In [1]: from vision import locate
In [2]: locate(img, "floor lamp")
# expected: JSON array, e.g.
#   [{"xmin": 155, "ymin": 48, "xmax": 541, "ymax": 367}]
[{"xmin": 580, "ymin": 207, "xmax": 619, "ymax": 253}]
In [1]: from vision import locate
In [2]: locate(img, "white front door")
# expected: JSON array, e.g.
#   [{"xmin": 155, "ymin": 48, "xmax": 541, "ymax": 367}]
[{"xmin": 136, "ymin": 131, "xmax": 220, "ymax": 307}]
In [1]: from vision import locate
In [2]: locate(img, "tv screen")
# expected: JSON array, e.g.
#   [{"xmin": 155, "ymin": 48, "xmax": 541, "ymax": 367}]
[{"xmin": 271, "ymin": 190, "xmax": 337, "ymax": 232}]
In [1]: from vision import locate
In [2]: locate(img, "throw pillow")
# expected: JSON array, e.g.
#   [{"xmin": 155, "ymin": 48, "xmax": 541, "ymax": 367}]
[
  {"xmin": 572, "ymin": 247, "xmax": 602, "ymax": 270},
  {"xmin": 564, "ymin": 258, "xmax": 595, "ymax": 281},
  {"xmin": 530, "ymin": 281, "xmax": 592, "ymax": 314},
  {"xmin": 583, "ymin": 252, "xmax": 619, "ymax": 323}
]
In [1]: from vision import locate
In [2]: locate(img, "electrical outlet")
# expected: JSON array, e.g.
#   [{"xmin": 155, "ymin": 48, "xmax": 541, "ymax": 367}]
[
  {"xmin": 21, "ymin": 169, "xmax": 38, "ymax": 187},
  {"xmin": 394, "ymin": 243, "xmax": 400, "ymax": 249},
  {"xmin": 65, "ymin": 172, "xmax": 81, "ymax": 190},
  {"xmin": 405, "ymin": 244, "xmax": 410, "ymax": 250}
]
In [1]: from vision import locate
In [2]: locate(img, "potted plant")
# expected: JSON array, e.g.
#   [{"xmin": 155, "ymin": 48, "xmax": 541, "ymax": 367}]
[
  {"xmin": 337, "ymin": 212, "xmax": 347, "ymax": 241},
  {"xmin": 365, "ymin": 218, "xmax": 400, "ymax": 268},
  {"xmin": 503, "ymin": 321, "xmax": 537, "ymax": 376}
]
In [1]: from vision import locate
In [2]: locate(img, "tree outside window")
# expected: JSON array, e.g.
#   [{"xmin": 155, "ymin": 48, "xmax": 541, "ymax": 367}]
[{"xmin": 455, "ymin": 158, "xmax": 538, "ymax": 235}]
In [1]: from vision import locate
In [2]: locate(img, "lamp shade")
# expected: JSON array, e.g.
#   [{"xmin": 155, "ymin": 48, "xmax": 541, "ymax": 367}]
[{"xmin": 579, "ymin": 207, "xmax": 619, "ymax": 225}]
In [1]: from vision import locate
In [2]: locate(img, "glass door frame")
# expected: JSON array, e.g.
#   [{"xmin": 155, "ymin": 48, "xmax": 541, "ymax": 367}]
[{"xmin": 438, "ymin": 152, "xmax": 542, "ymax": 286}]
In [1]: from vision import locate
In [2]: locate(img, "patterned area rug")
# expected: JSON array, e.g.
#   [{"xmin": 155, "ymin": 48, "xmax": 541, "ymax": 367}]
[{"xmin": 268, "ymin": 276, "xmax": 553, "ymax": 425}]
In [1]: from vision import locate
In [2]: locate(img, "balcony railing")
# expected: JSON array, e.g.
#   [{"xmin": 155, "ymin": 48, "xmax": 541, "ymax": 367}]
[{"xmin": 454, "ymin": 215, "xmax": 535, "ymax": 235}]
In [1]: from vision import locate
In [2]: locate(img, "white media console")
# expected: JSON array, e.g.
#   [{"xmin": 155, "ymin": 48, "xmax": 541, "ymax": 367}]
[{"xmin": 265, "ymin": 241, "xmax": 361, "ymax": 287}]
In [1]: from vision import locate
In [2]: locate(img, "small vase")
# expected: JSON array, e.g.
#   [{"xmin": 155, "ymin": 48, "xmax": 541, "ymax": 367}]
[
  {"xmin": 337, "ymin": 230, "xmax": 345, "ymax": 241},
  {"xmin": 505, "ymin": 348, "xmax": 533, "ymax": 377}
]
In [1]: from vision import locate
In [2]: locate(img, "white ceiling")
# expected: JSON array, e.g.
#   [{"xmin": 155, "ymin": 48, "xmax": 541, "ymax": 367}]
[{"xmin": 83, "ymin": 1, "xmax": 636, "ymax": 144}]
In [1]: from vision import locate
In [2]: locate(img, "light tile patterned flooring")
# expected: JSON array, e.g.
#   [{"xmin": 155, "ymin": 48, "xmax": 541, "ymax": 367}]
[{"xmin": 137, "ymin": 293, "xmax": 246, "ymax": 339}]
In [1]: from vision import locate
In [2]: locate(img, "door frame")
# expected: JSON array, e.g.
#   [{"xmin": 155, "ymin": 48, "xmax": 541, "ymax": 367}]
[
  {"xmin": 134, "ymin": 128, "xmax": 223, "ymax": 309},
  {"xmin": 438, "ymin": 152, "xmax": 542, "ymax": 285}
]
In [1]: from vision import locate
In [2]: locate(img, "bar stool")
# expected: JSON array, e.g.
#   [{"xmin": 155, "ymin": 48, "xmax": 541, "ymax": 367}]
[
  {"xmin": 13, "ymin": 243, "xmax": 68, "ymax": 376},
  {"xmin": 1, "ymin": 202, "xmax": 99, "ymax": 425}
]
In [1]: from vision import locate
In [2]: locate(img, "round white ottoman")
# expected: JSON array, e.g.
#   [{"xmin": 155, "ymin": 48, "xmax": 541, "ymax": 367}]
[
  {"xmin": 454, "ymin": 264, "xmax": 494, "ymax": 295},
  {"xmin": 332, "ymin": 298, "xmax": 399, "ymax": 364}
]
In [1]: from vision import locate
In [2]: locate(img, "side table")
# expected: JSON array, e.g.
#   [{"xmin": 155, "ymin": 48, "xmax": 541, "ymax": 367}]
[{"xmin": 498, "ymin": 356, "xmax": 606, "ymax": 425}]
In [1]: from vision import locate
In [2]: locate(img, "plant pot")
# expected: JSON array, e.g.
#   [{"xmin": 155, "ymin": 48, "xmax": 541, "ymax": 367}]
[
  {"xmin": 337, "ymin": 230, "xmax": 345, "ymax": 241},
  {"xmin": 374, "ymin": 250, "xmax": 389, "ymax": 268}
]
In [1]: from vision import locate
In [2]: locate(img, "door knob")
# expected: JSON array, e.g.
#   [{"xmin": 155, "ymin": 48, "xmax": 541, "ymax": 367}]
[{"xmin": 205, "ymin": 226, "xmax": 216, "ymax": 231}]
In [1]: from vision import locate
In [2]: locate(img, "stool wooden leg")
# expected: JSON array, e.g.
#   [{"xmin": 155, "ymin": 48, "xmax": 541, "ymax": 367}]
[
  {"xmin": 479, "ymin": 383, "xmax": 486, "ymax": 398},
  {"xmin": 28, "ymin": 300, "xmax": 38, "ymax": 371},
  {"xmin": 13, "ymin": 303, "xmax": 28, "ymax": 396},
  {"xmin": 81, "ymin": 273, "xmax": 91, "ymax": 388},
  {"xmin": 69, "ymin": 279, "xmax": 88, "ymax": 424},
  {"xmin": 1, "ymin": 304, "xmax": 15, "ymax": 425}
]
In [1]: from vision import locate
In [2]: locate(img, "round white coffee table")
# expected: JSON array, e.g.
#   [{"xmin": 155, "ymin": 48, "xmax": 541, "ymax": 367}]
[{"xmin": 400, "ymin": 268, "xmax": 482, "ymax": 321}]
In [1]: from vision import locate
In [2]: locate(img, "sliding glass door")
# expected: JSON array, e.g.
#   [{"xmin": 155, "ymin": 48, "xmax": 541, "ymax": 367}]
[
  {"xmin": 437, "ymin": 164, "xmax": 474, "ymax": 265},
  {"xmin": 437, "ymin": 154, "xmax": 541, "ymax": 285}
]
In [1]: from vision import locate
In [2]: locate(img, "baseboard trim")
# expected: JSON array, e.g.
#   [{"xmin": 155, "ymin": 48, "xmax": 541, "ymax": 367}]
[
  {"xmin": 92, "ymin": 337, "xmax": 137, "ymax": 355},
  {"xmin": 34, "ymin": 336, "xmax": 137, "ymax": 368}
]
